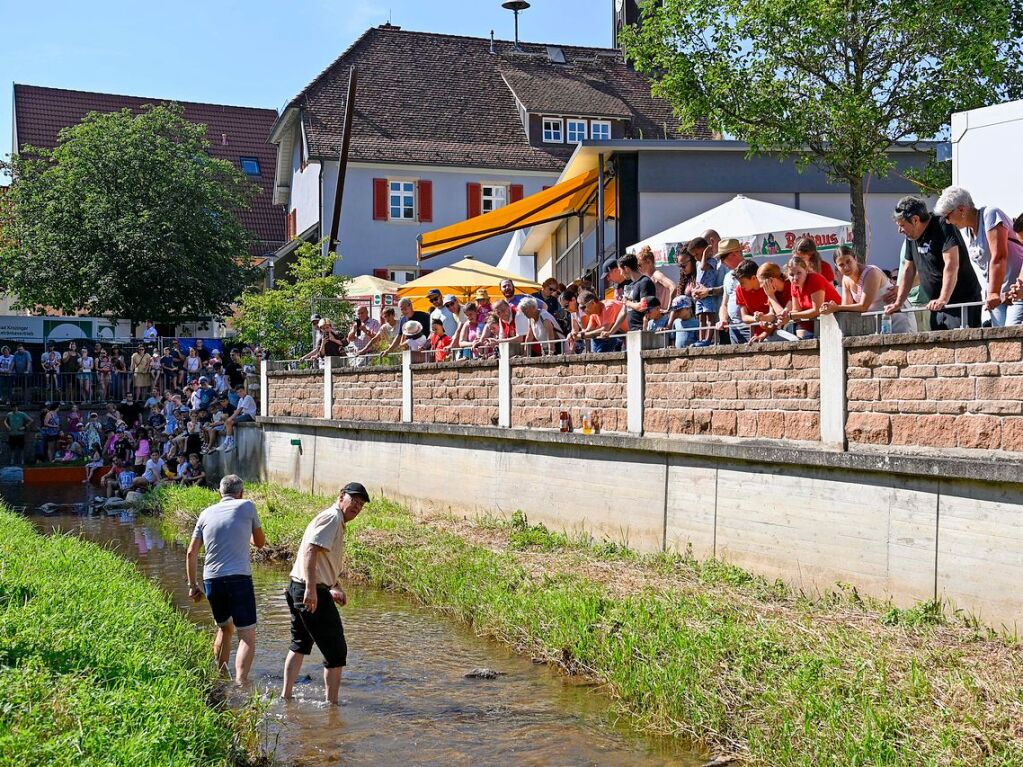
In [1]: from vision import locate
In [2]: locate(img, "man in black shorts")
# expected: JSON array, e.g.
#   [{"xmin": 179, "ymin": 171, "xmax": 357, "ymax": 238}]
[
  {"xmin": 282, "ymin": 481, "xmax": 370, "ymax": 705},
  {"xmin": 186, "ymin": 474, "xmax": 266, "ymax": 684}
]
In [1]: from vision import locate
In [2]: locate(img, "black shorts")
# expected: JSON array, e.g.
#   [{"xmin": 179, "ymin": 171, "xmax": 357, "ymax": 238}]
[
  {"xmin": 285, "ymin": 580, "xmax": 347, "ymax": 669},
  {"xmin": 7, "ymin": 435, "xmax": 24, "ymax": 449},
  {"xmin": 204, "ymin": 574, "xmax": 257, "ymax": 630}
]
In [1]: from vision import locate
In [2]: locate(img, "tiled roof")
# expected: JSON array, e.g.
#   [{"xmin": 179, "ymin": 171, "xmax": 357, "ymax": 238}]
[
  {"xmin": 287, "ymin": 26, "xmax": 709, "ymax": 172},
  {"xmin": 13, "ymin": 84, "xmax": 286, "ymax": 255}
]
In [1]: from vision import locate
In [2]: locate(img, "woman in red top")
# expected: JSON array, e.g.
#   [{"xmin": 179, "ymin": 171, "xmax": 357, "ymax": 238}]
[
  {"xmin": 794, "ymin": 237, "xmax": 837, "ymax": 285},
  {"xmin": 784, "ymin": 257, "xmax": 842, "ymax": 339}
]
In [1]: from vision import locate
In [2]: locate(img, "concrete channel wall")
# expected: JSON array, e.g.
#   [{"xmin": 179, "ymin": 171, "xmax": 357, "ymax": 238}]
[{"xmin": 249, "ymin": 417, "xmax": 1023, "ymax": 630}]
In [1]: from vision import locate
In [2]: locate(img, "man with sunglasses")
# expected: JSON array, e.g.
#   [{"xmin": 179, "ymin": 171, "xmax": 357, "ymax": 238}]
[{"xmin": 885, "ymin": 196, "xmax": 981, "ymax": 330}]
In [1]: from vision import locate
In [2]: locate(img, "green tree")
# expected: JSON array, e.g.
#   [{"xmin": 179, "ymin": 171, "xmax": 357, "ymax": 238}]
[
  {"xmin": 622, "ymin": 0, "xmax": 1023, "ymax": 255},
  {"xmin": 0, "ymin": 104, "xmax": 259, "ymax": 320},
  {"xmin": 233, "ymin": 240, "xmax": 351, "ymax": 359}
]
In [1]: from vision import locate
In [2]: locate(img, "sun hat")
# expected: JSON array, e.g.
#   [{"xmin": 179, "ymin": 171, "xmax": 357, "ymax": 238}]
[
  {"xmin": 474, "ymin": 289, "xmax": 489, "ymax": 300},
  {"xmin": 716, "ymin": 238, "xmax": 742, "ymax": 256},
  {"xmin": 402, "ymin": 320, "xmax": 423, "ymax": 337}
]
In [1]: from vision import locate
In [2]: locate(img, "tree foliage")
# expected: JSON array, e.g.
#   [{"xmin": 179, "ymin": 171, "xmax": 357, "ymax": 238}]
[
  {"xmin": 622, "ymin": 0, "xmax": 1023, "ymax": 256},
  {"xmin": 0, "ymin": 104, "xmax": 260, "ymax": 320},
  {"xmin": 232, "ymin": 240, "xmax": 351, "ymax": 359}
]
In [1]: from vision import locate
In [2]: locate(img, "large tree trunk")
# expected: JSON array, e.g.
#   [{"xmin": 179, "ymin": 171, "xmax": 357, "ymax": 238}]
[{"xmin": 847, "ymin": 175, "xmax": 867, "ymax": 263}]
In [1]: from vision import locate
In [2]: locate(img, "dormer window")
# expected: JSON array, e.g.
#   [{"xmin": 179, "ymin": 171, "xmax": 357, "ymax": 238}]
[
  {"xmin": 591, "ymin": 121, "xmax": 612, "ymax": 141},
  {"xmin": 542, "ymin": 118, "xmax": 564, "ymax": 144},
  {"xmin": 566, "ymin": 119, "xmax": 588, "ymax": 143}
]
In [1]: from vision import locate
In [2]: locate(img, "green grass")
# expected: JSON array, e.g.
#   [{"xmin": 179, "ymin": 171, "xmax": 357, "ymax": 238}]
[
  {"xmin": 0, "ymin": 506, "xmax": 253, "ymax": 767},
  {"xmin": 148, "ymin": 483, "xmax": 1023, "ymax": 766}
]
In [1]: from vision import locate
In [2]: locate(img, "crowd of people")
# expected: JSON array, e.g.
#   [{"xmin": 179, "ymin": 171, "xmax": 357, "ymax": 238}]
[{"xmin": 297, "ymin": 186, "xmax": 1023, "ymax": 366}]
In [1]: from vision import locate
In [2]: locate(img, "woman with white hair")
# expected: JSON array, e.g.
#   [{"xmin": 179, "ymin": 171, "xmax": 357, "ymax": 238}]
[
  {"xmin": 518, "ymin": 296, "xmax": 565, "ymax": 356},
  {"xmin": 935, "ymin": 185, "xmax": 1023, "ymax": 326}
]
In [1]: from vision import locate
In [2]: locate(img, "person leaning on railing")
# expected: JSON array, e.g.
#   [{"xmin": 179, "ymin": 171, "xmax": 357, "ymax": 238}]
[
  {"xmin": 779, "ymin": 257, "xmax": 843, "ymax": 340},
  {"xmin": 573, "ymin": 292, "xmax": 625, "ymax": 353},
  {"xmin": 934, "ymin": 185, "xmax": 1023, "ymax": 327},
  {"xmin": 519, "ymin": 296, "xmax": 565, "ymax": 356},
  {"xmin": 819, "ymin": 244, "xmax": 913, "ymax": 332},
  {"xmin": 884, "ymin": 196, "xmax": 982, "ymax": 330}
]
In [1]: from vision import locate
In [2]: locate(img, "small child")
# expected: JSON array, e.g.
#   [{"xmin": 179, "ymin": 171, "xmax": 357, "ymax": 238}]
[
  {"xmin": 428, "ymin": 318, "xmax": 453, "ymax": 362},
  {"xmin": 83, "ymin": 445, "xmax": 104, "ymax": 483},
  {"xmin": 67, "ymin": 405, "xmax": 84, "ymax": 444}
]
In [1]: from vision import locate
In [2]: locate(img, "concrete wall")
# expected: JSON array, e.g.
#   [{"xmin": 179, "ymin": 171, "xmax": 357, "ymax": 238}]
[{"xmin": 253, "ymin": 418, "xmax": 1023, "ymax": 629}]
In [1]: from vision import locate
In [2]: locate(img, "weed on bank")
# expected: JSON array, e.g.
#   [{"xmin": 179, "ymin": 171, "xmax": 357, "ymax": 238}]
[
  {"xmin": 149, "ymin": 484, "xmax": 1023, "ymax": 766},
  {"xmin": 0, "ymin": 507, "xmax": 250, "ymax": 767}
]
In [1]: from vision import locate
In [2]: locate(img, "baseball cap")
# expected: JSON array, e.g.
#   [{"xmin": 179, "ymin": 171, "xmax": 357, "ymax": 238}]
[
  {"xmin": 198, "ymin": 376, "xmax": 208, "ymax": 383},
  {"xmin": 310, "ymin": 313, "xmax": 321, "ymax": 322},
  {"xmin": 426, "ymin": 288, "xmax": 443, "ymax": 299},
  {"xmin": 670, "ymin": 295, "xmax": 695, "ymax": 312},
  {"xmin": 716, "ymin": 238, "xmax": 742, "ymax": 256},
  {"xmin": 342, "ymin": 482, "xmax": 371, "ymax": 503},
  {"xmin": 600, "ymin": 255, "xmax": 620, "ymax": 280},
  {"xmin": 443, "ymin": 294, "xmax": 457, "ymax": 305}
]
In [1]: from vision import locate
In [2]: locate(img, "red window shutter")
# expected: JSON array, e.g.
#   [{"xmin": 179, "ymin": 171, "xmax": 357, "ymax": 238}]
[
  {"xmin": 373, "ymin": 178, "xmax": 389, "ymax": 221},
  {"xmin": 509, "ymin": 184, "xmax": 524, "ymax": 203},
  {"xmin": 466, "ymin": 182, "xmax": 482, "ymax": 218},
  {"xmin": 418, "ymin": 180, "xmax": 433, "ymax": 222},
  {"xmin": 372, "ymin": 268, "xmax": 390, "ymax": 279}
]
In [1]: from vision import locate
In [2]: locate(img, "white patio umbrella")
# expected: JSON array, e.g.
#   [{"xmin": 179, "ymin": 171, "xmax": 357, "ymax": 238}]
[{"xmin": 628, "ymin": 195, "xmax": 851, "ymax": 267}]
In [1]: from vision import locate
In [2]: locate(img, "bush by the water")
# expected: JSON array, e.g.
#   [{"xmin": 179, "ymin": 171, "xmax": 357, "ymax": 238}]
[{"xmin": 0, "ymin": 506, "xmax": 246, "ymax": 767}]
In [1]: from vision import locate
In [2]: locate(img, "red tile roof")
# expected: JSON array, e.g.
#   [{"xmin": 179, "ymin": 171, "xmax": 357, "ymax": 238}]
[
  {"xmin": 286, "ymin": 26, "xmax": 711, "ymax": 172},
  {"xmin": 13, "ymin": 84, "xmax": 285, "ymax": 255}
]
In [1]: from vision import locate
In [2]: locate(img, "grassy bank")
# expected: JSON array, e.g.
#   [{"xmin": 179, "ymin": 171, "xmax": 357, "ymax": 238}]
[
  {"xmin": 149, "ymin": 483, "xmax": 1023, "ymax": 766},
  {"xmin": 0, "ymin": 506, "xmax": 253, "ymax": 767}
]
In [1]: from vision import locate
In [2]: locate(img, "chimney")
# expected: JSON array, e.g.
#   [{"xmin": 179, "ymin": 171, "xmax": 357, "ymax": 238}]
[
  {"xmin": 221, "ymin": 133, "xmax": 228, "ymax": 146},
  {"xmin": 490, "ymin": 30, "xmax": 496, "ymax": 54}
]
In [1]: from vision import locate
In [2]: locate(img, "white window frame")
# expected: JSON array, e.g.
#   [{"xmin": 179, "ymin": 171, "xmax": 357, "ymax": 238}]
[
  {"xmin": 388, "ymin": 178, "xmax": 417, "ymax": 222},
  {"xmin": 388, "ymin": 269, "xmax": 419, "ymax": 285},
  {"xmin": 481, "ymin": 184, "xmax": 508, "ymax": 214},
  {"xmin": 566, "ymin": 119, "xmax": 588, "ymax": 143},
  {"xmin": 542, "ymin": 117, "xmax": 564, "ymax": 144},
  {"xmin": 590, "ymin": 120, "xmax": 612, "ymax": 141}
]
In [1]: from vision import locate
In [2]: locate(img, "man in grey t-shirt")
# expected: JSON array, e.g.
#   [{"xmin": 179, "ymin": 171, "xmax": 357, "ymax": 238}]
[{"xmin": 186, "ymin": 474, "xmax": 266, "ymax": 684}]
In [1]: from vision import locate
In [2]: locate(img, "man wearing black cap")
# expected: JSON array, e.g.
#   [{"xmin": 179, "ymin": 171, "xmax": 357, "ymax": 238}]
[
  {"xmin": 282, "ymin": 481, "xmax": 370, "ymax": 705},
  {"xmin": 601, "ymin": 255, "xmax": 626, "ymax": 302}
]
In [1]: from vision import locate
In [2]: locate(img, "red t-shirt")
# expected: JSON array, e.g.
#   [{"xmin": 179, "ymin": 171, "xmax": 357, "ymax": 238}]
[
  {"xmin": 429, "ymin": 333, "xmax": 453, "ymax": 362},
  {"xmin": 736, "ymin": 282, "xmax": 792, "ymax": 315},
  {"xmin": 792, "ymin": 272, "xmax": 842, "ymax": 312},
  {"xmin": 818, "ymin": 260, "xmax": 836, "ymax": 284}
]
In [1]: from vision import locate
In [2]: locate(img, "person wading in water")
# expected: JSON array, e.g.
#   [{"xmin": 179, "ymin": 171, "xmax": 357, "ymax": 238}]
[
  {"xmin": 186, "ymin": 474, "xmax": 266, "ymax": 684},
  {"xmin": 282, "ymin": 482, "xmax": 370, "ymax": 705}
]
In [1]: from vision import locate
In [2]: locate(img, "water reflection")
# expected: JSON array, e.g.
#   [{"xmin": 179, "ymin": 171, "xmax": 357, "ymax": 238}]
[{"xmin": 4, "ymin": 483, "xmax": 702, "ymax": 767}]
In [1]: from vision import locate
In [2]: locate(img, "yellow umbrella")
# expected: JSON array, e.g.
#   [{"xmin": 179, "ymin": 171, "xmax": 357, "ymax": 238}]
[
  {"xmin": 398, "ymin": 256, "xmax": 542, "ymax": 311},
  {"xmin": 345, "ymin": 274, "xmax": 400, "ymax": 297}
]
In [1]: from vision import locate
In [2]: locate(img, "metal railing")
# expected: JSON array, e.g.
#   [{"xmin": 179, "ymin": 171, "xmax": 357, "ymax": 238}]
[{"xmin": 862, "ymin": 300, "xmax": 984, "ymax": 334}]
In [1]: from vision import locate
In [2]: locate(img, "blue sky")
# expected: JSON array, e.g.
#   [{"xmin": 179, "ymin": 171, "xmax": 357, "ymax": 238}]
[{"xmin": 0, "ymin": 0, "xmax": 613, "ymax": 176}]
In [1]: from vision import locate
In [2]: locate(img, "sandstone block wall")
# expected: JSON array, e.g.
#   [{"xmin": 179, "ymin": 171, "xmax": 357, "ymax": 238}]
[
  {"xmin": 511, "ymin": 354, "xmax": 628, "ymax": 433},
  {"xmin": 267, "ymin": 370, "xmax": 323, "ymax": 419},
  {"xmin": 412, "ymin": 360, "xmax": 499, "ymax": 426},
  {"xmin": 845, "ymin": 328, "xmax": 1023, "ymax": 452},
  {"xmin": 643, "ymin": 344, "xmax": 821, "ymax": 441},
  {"xmin": 332, "ymin": 366, "xmax": 402, "ymax": 422}
]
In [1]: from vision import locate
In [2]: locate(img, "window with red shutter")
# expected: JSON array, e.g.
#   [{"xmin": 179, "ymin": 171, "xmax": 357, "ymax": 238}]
[
  {"xmin": 418, "ymin": 180, "xmax": 433, "ymax": 223},
  {"xmin": 372, "ymin": 178, "xmax": 389, "ymax": 221},
  {"xmin": 509, "ymin": 184, "xmax": 524, "ymax": 203},
  {"xmin": 372, "ymin": 268, "xmax": 390, "ymax": 279},
  {"xmin": 466, "ymin": 182, "xmax": 482, "ymax": 218}
]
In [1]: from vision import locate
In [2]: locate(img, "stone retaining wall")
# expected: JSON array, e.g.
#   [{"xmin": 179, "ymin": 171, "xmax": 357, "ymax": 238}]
[
  {"xmin": 845, "ymin": 327, "xmax": 1023, "ymax": 452},
  {"xmin": 331, "ymin": 366, "xmax": 402, "ymax": 422},
  {"xmin": 511, "ymin": 353, "xmax": 628, "ymax": 433},
  {"xmin": 642, "ymin": 343, "xmax": 821, "ymax": 440},
  {"xmin": 411, "ymin": 360, "xmax": 499, "ymax": 426},
  {"xmin": 267, "ymin": 370, "xmax": 322, "ymax": 419}
]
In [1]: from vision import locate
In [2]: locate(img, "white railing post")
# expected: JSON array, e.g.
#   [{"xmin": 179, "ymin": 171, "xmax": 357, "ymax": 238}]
[
  {"xmin": 498, "ymin": 349, "xmax": 511, "ymax": 428},
  {"xmin": 819, "ymin": 314, "xmax": 847, "ymax": 450},
  {"xmin": 402, "ymin": 350, "xmax": 413, "ymax": 423},
  {"xmin": 259, "ymin": 361, "xmax": 268, "ymax": 418},
  {"xmin": 323, "ymin": 356, "xmax": 333, "ymax": 420},
  {"xmin": 626, "ymin": 330, "xmax": 645, "ymax": 436}
]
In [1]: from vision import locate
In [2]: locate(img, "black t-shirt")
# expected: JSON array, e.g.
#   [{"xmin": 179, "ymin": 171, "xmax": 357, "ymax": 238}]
[
  {"xmin": 120, "ymin": 402, "xmax": 141, "ymax": 428},
  {"xmin": 225, "ymin": 360, "xmax": 245, "ymax": 388},
  {"xmin": 906, "ymin": 217, "xmax": 980, "ymax": 305},
  {"xmin": 623, "ymin": 274, "xmax": 656, "ymax": 331},
  {"xmin": 194, "ymin": 346, "xmax": 211, "ymax": 363},
  {"xmin": 398, "ymin": 311, "xmax": 431, "ymax": 339}
]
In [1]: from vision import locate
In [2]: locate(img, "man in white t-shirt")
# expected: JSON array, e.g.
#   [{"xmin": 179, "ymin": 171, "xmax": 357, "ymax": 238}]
[
  {"xmin": 219, "ymin": 385, "xmax": 258, "ymax": 452},
  {"xmin": 281, "ymin": 482, "xmax": 369, "ymax": 705},
  {"xmin": 346, "ymin": 306, "xmax": 381, "ymax": 353}
]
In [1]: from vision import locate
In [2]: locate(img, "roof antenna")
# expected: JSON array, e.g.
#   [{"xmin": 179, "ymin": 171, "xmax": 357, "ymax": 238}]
[
  {"xmin": 501, "ymin": 1, "xmax": 530, "ymax": 52},
  {"xmin": 490, "ymin": 30, "xmax": 496, "ymax": 54}
]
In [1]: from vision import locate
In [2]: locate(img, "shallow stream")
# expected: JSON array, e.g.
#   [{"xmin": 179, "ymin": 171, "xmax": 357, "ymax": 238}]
[{"xmin": 6, "ymin": 483, "xmax": 703, "ymax": 767}]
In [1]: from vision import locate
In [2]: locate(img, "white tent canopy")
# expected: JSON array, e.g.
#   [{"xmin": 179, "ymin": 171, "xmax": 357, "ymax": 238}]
[
  {"xmin": 496, "ymin": 229, "xmax": 535, "ymax": 281},
  {"xmin": 628, "ymin": 195, "xmax": 851, "ymax": 266}
]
